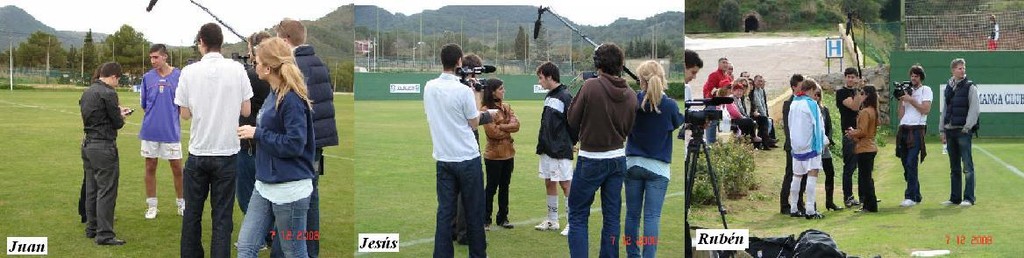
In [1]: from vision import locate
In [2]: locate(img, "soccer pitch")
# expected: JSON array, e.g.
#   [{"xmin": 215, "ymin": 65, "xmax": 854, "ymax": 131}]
[
  {"xmin": 355, "ymin": 100, "xmax": 1024, "ymax": 257},
  {"xmin": 0, "ymin": 90, "xmax": 353, "ymax": 257},
  {"xmin": 355, "ymin": 100, "xmax": 693, "ymax": 257}
]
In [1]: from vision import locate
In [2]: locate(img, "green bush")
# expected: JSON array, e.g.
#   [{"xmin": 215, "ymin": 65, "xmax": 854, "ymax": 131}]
[
  {"xmin": 667, "ymin": 82, "xmax": 687, "ymax": 100},
  {"xmin": 690, "ymin": 138, "xmax": 758, "ymax": 205},
  {"xmin": 717, "ymin": 0, "xmax": 741, "ymax": 32}
]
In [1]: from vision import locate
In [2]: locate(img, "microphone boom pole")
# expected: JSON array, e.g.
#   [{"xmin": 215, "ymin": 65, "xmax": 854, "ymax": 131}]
[
  {"xmin": 536, "ymin": 6, "xmax": 639, "ymax": 83},
  {"xmin": 189, "ymin": 0, "xmax": 248, "ymax": 45}
]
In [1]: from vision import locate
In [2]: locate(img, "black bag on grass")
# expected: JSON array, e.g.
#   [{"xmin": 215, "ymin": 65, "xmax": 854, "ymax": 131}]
[
  {"xmin": 745, "ymin": 235, "xmax": 797, "ymax": 258},
  {"xmin": 794, "ymin": 229, "xmax": 846, "ymax": 258}
]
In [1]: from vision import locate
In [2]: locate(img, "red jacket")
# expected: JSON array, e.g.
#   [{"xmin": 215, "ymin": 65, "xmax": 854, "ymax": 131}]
[{"xmin": 703, "ymin": 69, "xmax": 727, "ymax": 98}]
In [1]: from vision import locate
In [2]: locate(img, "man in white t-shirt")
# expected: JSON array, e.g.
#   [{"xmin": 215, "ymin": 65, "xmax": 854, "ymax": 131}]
[
  {"xmin": 174, "ymin": 23, "xmax": 253, "ymax": 258},
  {"xmin": 425, "ymin": 43, "xmax": 495, "ymax": 258},
  {"xmin": 896, "ymin": 65, "xmax": 932, "ymax": 208}
]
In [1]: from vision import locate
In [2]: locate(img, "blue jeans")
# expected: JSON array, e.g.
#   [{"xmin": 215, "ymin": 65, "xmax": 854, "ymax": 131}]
[
  {"xmin": 433, "ymin": 157, "xmax": 487, "ymax": 258},
  {"xmin": 568, "ymin": 156, "xmax": 626, "ymax": 258},
  {"xmin": 945, "ymin": 130, "xmax": 976, "ymax": 204},
  {"xmin": 705, "ymin": 121, "xmax": 719, "ymax": 144},
  {"xmin": 272, "ymin": 149, "xmax": 322, "ymax": 258},
  {"xmin": 180, "ymin": 155, "xmax": 236, "ymax": 258},
  {"xmin": 623, "ymin": 166, "xmax": 668, "ymax": 258},
  {"xmin": 901, "ymin": 130, "xmax": 923, "ymax": 202},
  {"xmin": 236, "ymin": 149, "xmax": 257, "ymax": 213},
  {"xmin": 237, "ymin": 189, "xmax": 310, "ymax": 258}
]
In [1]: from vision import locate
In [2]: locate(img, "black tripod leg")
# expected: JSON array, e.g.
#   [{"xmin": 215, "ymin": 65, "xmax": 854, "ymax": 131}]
[
  {"xmin": 683, "ymin": 144, "xmax": 699, "ymax": 258},
  {"xmin": 703, "ymin": 143, "xmax": 729, "ymax": 229}
]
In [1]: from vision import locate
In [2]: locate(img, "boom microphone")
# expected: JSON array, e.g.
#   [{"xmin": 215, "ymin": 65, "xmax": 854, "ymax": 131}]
[
  {"xmin": 533, "ymin": 6, "xmax": 547, "ymax": 39},
  {"xmin": 146, "ymin": 0, "xmax": 159, "ymax": 12}
]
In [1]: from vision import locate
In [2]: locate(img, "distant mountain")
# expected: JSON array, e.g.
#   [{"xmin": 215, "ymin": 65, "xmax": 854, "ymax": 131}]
[
  {"xmin": 354, "ymin": 5, "xmax": 683, "ymax": 53},
  {"xmin": 220, "ymin": 4, "xmax": 354, "ymax": 63},
  {"xmin": 0, "ymin": 5, "xmax": 108, "ymax": 51}
]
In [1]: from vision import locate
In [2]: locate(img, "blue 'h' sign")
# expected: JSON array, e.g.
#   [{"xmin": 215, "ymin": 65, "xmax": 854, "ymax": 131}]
[{"xmin": 826, "ymin": 38, "xmax": 843, "ymax": 58}]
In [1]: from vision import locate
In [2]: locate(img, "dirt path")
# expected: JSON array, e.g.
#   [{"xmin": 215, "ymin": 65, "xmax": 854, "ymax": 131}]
[{"xmin": 688, "ymin": 35, "xmax": 836, "ymax": 118}]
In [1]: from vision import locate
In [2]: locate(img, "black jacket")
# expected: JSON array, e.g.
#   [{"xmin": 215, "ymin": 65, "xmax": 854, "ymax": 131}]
[
  {"xmin": 782, "ymin": 96, "xmax": 793, "ymax": 151},
  {"xmin": 536, "ymin": 85, "xmax": 577, "ymax": 159},
  {"xmin": 79, "ymin": 80, "xmax": 125, "ymax": 141},
  {"xmin": 240, "ymin": 65, "xmax": 272, "ymax": 150},
  {"xmin": 295, "ymin": 45, "xmax": 338, "ymax": 148}
]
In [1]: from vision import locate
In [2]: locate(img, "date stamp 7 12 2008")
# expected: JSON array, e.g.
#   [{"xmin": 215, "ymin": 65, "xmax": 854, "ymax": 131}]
[{"xmin": 946, "ymin": 234, "xmax": 993, "ymax": 246}]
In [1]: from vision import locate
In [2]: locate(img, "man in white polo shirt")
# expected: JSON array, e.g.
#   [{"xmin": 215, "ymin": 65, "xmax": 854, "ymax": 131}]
[
  {"xmin": 174, "ymin": 23, "xmax": 253, "ymax": 258},
  {"xmin": 425, "ymin": 43, "xmax": 495, "ymax": 258}
]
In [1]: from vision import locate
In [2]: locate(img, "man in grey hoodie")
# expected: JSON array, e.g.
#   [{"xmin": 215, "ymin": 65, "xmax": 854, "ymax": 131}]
[{"xmin": 566, "ymin": 43, "xmax": 638, "ymax": 258}]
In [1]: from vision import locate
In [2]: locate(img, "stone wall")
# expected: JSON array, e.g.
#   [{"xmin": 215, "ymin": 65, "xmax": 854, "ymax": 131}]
[{"xmin": 810, "ymin": 65, "xmax": 893, "ymax": 124}]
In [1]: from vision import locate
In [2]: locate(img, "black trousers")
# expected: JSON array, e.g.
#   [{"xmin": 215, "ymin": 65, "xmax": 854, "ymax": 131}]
[
  {"xmin": 82, "ymin": 139, "xmax": 120, "ymax": 242},
  {"xmin": 752, "ymin": 115, "xmax": 771, "ymax": 143},
  {"xmin": 823, "ymin": 157, "xmax": 837, "ymax": 206},
  {"xmin": 857, "ymin": 152, "xmax": 878, "ymax": 212},
  {"xmin": 780, "ymin": 150, "xmax": 807, "ymax": 213},
  {"xmin": 842, "ymin": 136, "xmax": 859, "ymax": 201},
  {"xmin": 485, "ymin": 158, "xmax": 514, "ymax": 224},
  {"xmin": 732, "ymin": 118, "xmax": 757, "ymax": 140}
]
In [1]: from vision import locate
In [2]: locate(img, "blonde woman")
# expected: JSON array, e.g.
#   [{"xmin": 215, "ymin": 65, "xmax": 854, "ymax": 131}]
[
  {"xmin": 624, "ymin": 60, "xmax": 684, "ymax": 257},
  {"xmin": 236, "ymin": 37, "xmax": 316, "ymax": 258}
]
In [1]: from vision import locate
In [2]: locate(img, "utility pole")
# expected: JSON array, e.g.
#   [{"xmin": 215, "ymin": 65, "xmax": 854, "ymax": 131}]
[
  {"xmin": 9, "ymin": 40, "xmax": 13, "ymax": 91},
  {"xmin": 495, "ymin": 19, "xmax": 500, "ymax": 71},
  {"xmin": 46, "ymin": 37, "xmax": 50, "ymax": 85}
]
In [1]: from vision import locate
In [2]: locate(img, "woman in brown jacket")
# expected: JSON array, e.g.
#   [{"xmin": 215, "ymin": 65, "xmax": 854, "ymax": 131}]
[
  {"xmin": 845, "ymin": 86, "xmax": 879, "ymax": 212},
  {"xmin": 481, "ymin": 78, "xmax": 520, "ymax": 229}
]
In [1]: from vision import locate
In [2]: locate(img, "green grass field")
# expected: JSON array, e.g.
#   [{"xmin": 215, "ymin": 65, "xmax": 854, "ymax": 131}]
[
  {"xmin": 355, "ymin": 100, "xmax": 1024, "ymax": 257},
  {"xmin": 0, "ymin": 90, "xmax": 353, "ymax": 257}
]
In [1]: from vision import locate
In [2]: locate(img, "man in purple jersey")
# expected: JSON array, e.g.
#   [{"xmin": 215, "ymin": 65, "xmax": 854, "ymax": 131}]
[{"xmin": 139, "ymin": 44, "xmax": 184, "ymax": 219}]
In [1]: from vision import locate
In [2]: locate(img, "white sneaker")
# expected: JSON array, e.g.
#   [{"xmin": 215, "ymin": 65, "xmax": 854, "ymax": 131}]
[
  {"xmin": 560, "ymin": 225, "xmax": 570, "ymax": 236},
  {"xmin": 534, "ymin": 220, "xmax": 559, "ymax": 231},
  {"xmin": 900, "ymin": 199, "xmax": 918, "ymax": 207},
  {"xmin": 960, "ymin": 201, "xmax": 973, "ymax": 207},
  {"xmin": 144, "ymin": 207, "xmax": 158, "ymax": 219},
  {"xmin": 940, "ymin": 201, "xmax": 956, "ymax": 206}
]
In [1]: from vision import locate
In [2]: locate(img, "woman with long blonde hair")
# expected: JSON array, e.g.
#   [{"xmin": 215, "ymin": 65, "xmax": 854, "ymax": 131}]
[
  {"xmin": 623, "ymin": 60, "xmax": 684, "ymax": 258},
  {"xmin": 236, "ymin": 37, "xmax": 315, "ymax": 258}
]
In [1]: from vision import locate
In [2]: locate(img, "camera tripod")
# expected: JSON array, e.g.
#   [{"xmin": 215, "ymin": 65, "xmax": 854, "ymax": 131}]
[{"xmin": 682, "ymin": 124, "xmax": 729, "ymax": 258}]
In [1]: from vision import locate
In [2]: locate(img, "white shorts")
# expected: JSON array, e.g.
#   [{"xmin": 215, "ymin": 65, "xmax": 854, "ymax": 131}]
[
  {"xmin": 538, "ymin": 154, "xmax": 573, "ymax": 182},
  {"xmin": 140, "ymin": 140, "xmax": 183, "ymax": 160},
  {"xmin": 792, "ymin": 156, "xmax": 823, "ymax": 176}
]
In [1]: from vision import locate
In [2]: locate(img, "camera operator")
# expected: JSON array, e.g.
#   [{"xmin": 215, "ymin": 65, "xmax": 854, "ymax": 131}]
[
  {"xmin": 896, "ymin": 65, "xmax": 932, "ymax": 208},
  {"xmin": 451, "ymin": 53, "xmax": 491, "ymax": 245},
  {"xmin": 425, "ymin": 43, "xmax": 494, "ymax": 258}
]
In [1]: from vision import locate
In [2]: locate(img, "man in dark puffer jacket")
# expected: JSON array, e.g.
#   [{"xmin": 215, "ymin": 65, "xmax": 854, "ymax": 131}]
[{"xmin": 276, "ymin": 18, "xmax": 338, "ymax": 258}]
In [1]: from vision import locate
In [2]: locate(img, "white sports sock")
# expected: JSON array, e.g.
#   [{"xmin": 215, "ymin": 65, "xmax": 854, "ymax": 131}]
[
  {"xmin": 547, "ymin": 195, "xmax": 558, "ymax": 221},
  {"xmin": 805, "ymin": 176, "xmax": 819, "ymax": 214},
  {"xmin": 146, "ymin": 197, "xmax": 158, "ymax": 208},
  {"xmin": 789, "ymin": 176, "xmax": 801, "ymax": 213}
]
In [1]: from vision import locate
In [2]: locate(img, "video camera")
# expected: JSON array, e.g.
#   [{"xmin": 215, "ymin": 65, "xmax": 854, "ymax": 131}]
[
  {"xmin": 456, "ymin": 65, "xmax": 496, "ymax": 91},
  {"xmin": 681, "ymin": 97, "xmax": 734, "ymax": 131},
  {"xmin": 892, "ymin": 81, "xmax": 913, "ymax": 99}
]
